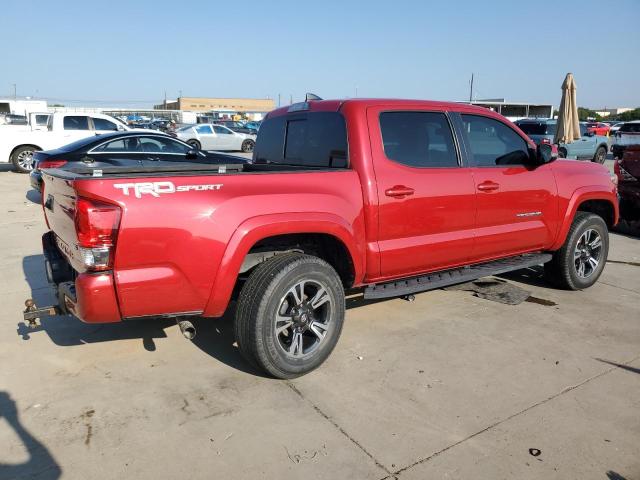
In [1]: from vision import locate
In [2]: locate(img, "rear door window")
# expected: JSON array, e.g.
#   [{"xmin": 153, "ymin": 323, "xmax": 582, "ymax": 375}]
[
  {"xmin": 461, "ymin": 114, "xmax": 530, "ymax": 166},
  {"xmin": 254, "ymin": 112, "xmax": 348, "ymax": 168},
  {"xmin": 63, "ymin": 116, "xmax": 90, "ymax": 130},
  {"xmin": 379, "ymin": 111, "xmax": 458, "ymax": 168},
  {"xmin": 196, "ymin": 125, "xmax": 213, "ymax": 134}
]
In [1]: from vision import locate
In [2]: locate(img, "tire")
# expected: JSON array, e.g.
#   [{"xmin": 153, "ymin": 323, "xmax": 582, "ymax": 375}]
[
  {"xmin": 187, "ymin": 139, "xmax": 201, "ymax": 150},
  {"xmin": 558, "ymin": 147, "xmax": 567, "ymax": 159},
  {"xmin": 593, "ymin": 146, "xmax": 607, "ymax": 164},
  {"xmin": 234, "ymin": 252, "xmax": 345, "ymax": 379},
  {"xmin": 544, "ymin": 212, "xmax": 608, "ymax": 290},
  {"xmin": 241, "ymin": 139, "xmax": 255, "ymax": 153},
  {"xmin": 11, "ymin": 146, "xmax": 39, "ymax": 173}
]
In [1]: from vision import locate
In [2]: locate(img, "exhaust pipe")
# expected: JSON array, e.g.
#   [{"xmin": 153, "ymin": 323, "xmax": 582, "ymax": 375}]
[{"xmin": 177, "ymin": 319, "xmax": 196, "ymax": 340}]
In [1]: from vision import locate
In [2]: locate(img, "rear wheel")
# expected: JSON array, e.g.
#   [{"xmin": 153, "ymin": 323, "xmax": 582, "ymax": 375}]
[
  {"xmin": 593, "ymin": 146, "xmax": 607, "ymax": 164},
  {"xmin": 544, "ymin": 212, "xmax": 608, "ymax": 290},
  {"xmin": 11, "ymin": 146, "xmax": 39, "ymax": 173},
  {"xmin": 234, "ymin": 253, "xmax": 345, "ymax": 378},
  {"xmin": 187, "ymin": 139, "xmax": 201, "ymax": 150},
  {"xmin": 241, "ymin": 139, "xmax": 255, "ymax": 153}
]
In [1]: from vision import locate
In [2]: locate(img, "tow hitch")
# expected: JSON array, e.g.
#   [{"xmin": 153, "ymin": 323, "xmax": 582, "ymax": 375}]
[{"xmin": 23, "ymin": 299, "xmax": 59, "ymax": 328}]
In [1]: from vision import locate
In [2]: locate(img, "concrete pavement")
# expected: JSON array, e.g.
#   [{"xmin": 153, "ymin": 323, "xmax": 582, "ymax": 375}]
[{"xmin": 0, "ymin": 167, "xmax": 638, "ymax": 480}]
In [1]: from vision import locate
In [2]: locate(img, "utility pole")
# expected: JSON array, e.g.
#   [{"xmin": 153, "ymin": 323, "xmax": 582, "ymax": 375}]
[
  {"xmin": 289, "ymin": 94, "xmax": 292, "ymax": 105},
  {"xmin": 12, "ymin": 83, "xmax": 17, "ymax": 99},
  {"xmin": 278, "ymin": 93, "xmax": 281, "ymax": 107},
  {"xmin": 355, "ymin": 85, "xmax": 358, "ymax": 98},
  {"xmin": 469, "ymin": 74, "xmax": 474, "ymax": 102},
  {"xmin": 164, "ymin": 90, "xmax": 167, "ymax": 109}
]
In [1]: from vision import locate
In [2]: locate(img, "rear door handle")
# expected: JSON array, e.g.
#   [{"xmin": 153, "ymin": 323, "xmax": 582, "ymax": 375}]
[
  {"xmin": 385, "ymin": 185, "xmax": 415, "ymax": 198},
  {"xmin": 477, "ymin": 181, "xmax": 500, "ymax": 192}
]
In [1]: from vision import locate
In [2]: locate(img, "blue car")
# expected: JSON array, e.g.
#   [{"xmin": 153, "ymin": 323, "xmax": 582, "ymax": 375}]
[{"xmin": 516, "ymin": 119, "xmax": 608, "ymax": 164}]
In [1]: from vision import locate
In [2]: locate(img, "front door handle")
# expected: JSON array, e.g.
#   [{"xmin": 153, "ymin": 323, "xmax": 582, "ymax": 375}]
[
  {"xmin": 385, "ymin": 185, "xmax": 415, "ymax": 198},
  {"xmin": 477, "ymin": 181, "xmax": 500, "ymax": 192}
]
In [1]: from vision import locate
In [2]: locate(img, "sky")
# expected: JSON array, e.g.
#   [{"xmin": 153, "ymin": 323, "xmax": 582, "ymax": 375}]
[{"xmin": 2, "ymin": 0, "xmax": 639, "ymax": 109}]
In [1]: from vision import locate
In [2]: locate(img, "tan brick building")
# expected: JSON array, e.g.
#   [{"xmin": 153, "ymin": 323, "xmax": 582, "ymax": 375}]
[{"xmin": 155, "ymin": 97, "xmax": 275, "ymax": 113}]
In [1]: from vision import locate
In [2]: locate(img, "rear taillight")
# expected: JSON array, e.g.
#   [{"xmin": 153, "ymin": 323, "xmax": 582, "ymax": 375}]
[
  {"xmin": 541, "ymin": 138, "xmax": 551, "ymax": 145},
  {"xmin": 74, "ymin": 197, "xmax": 121, "ymax": 271},
  {"xmin": 37, "ymin": 159, "xmax": 67, "ymax": 170}
]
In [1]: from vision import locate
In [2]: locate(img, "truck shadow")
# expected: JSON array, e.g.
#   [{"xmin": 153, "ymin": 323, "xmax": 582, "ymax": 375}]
[
  {"xmin": 0, "ymin": 391, "xmax": 62, "ymax": 480},
  {"xmin": 19, "ymin": 255, "xmax": 266, "ymax": 376}
]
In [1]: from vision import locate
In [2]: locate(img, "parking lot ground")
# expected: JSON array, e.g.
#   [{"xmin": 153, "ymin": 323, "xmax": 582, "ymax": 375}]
[{"xmin": 0, "ymin": 167, "xmax": 638, "ymax": 480}]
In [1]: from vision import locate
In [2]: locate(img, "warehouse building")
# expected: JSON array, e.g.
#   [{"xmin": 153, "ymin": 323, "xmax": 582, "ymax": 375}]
[{"xmin": 154, "ymin": 96, "xmax": 275, "ymax": 118}]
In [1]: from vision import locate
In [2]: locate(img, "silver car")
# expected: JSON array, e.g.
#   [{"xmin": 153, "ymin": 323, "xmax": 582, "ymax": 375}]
[{"xmin": 175, "ymin": 124, "xmax": 256, "ymax": 152}]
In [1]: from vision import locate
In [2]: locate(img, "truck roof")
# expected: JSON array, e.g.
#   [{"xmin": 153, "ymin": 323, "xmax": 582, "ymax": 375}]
[{"xmin": 267, "ymin": 98, "xmax": 496, "ymax": 118}]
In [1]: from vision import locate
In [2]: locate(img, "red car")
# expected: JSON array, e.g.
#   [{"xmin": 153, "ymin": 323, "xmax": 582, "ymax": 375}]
[
  {"xmin": 33, "ymin": 98, "xmax": 619, "ymax": 378},
  {"xmin": 587, "ymin": 122, "xmax": 610, "ymax": 136}
]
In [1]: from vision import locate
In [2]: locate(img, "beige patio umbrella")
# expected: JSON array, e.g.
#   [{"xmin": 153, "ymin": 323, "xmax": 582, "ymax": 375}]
[{"xmin": 554, "ymin": 73, "xmax": 581, "ymax": 144}]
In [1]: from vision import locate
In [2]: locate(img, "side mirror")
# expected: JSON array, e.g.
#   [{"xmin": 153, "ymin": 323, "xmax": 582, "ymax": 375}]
[
  {"xmin": 117, "ymin": 124, "xmax": 125, "ymax": 131},
  {"xmin": 536, "ymin": 143, "xmax": 558, "ymax": 164},
  {"xmin": 186, "ymin": 148, "xmax": 199, "ymax": 159}
]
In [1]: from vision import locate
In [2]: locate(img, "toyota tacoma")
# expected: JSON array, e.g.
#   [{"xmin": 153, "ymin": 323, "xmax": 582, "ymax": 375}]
[{"xmin": 29, "ymin": 97, "xmax": 619, "ymax": 378}]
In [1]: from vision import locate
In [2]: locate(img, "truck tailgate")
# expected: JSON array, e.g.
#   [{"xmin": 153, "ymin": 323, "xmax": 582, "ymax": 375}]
[{"xmin": 42, "ymin": 172, "xmax": 84, "ymax": 271}]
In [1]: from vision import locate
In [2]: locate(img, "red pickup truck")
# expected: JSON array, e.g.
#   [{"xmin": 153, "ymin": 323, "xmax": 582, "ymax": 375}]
[{"xmin": 33, "ymin": 98, "xmax": 618, "ymax": 378}]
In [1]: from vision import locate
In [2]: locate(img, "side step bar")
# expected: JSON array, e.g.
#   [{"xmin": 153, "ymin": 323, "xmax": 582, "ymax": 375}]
[{"xmin": 364, "ymin": 253, "xmax": 552, "ymax": 300}]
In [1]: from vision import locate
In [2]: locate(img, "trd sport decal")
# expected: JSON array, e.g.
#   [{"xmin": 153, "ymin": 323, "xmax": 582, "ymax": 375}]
[{"xmin": 114, "ymin": 181, "xmax": 223, "ymax": 198}]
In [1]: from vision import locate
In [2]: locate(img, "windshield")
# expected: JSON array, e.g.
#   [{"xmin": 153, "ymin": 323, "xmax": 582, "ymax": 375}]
[
  {"xmin": 54, "ymin": 135, "xmax": 104, "ymax": 152},
  {"xmin": 517, "ymin": 122, "xmax": 556, "ymax": 136}
]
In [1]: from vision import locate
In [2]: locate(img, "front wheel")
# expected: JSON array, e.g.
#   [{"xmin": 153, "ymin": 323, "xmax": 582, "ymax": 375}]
[
  {"xmin": 11, "ymin": 146, "xmax": 38, "ymax": 173},
  {"xmin": 241, "ymin": 139, "xmax": 255, "ymax": 153},
  {"xmin": 234, "ymin": 253, "xmax": 345, "ymax": 378},
  {"xmin": 593, "ymin": 146, "xmax": 607, "ymax": 164},
  {"xmin": 544, "ymin": 212, "xmax": 608, "ymax": 290}
]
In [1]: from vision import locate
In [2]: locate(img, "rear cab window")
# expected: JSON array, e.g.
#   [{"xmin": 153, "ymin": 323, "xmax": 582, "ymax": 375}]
[{"xmin": 254, "ymin": 112, "xmax": 348, "ymax": 168}]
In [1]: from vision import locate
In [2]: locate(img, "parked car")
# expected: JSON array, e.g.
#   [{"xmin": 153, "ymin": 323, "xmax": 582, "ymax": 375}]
[
  {"xmin": 244, "ymin": 121, "xmax": 261, "ymax": 132},
  {"xmin": 29, "ymin": 132, "xmax": 247, "ymax": 192},
  {"xmin": 608, "ymin": 121, "xmax": 625, "ymax": 135},
  {"xmin": 175, "ymin": 124, "xmax": 256, "ymax": 152},
  {"xmin": 614, "ymin": 145, "xmax": 640, "ymax": 221},
  {"xmin": 214, "ymin": 120, "xmax": 258, "ymax": 135},
  {"xmin": 586, "ymin": 122, "xmax": 610, "ymax": 136},
  {"xmin": 612, "ymin": 120, "xmax": 640, "ymax": 159},
  {"xmin": 0, "ymin": 112, "xmax": 154, "ymax": 173},
  {"xmin": 515, "ymin": 119, "xmax": 609, "ymax": 163},
  {"xmin": 33, "ymin": 98, "xmax": 618, "ymax": 378}
]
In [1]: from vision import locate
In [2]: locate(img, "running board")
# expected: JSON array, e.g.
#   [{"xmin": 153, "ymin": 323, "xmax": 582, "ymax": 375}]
[{"xmin": 364, "ymin": 253, "xmax": 552, "ymax": 300}]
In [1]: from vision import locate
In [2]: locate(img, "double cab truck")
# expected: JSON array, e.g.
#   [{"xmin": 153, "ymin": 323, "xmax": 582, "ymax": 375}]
[{"xmin": 31, "ymin": 98, "xmax": 618, "ymax": 378}]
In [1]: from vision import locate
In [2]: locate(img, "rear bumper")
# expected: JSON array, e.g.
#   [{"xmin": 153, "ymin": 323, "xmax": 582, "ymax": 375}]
[{"xmin": 43, "ymin": 231, "xmax": 122, "ymax": 323}]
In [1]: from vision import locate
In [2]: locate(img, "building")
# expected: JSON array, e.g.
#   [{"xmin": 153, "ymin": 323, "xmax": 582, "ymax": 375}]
[
  {"xmin": 0, "ymin": 97, "xmax": 48, "ymax": 116},
  {"xmin": 594, "ymin": 107, "xmax": 634, "ymax": 118},
  {"xmin": 154, "ymin": 96, "xmax": 275, "ymax": 119},
  {"xmin": 464, "ymin": 98, "xmax": 554, "ymax": 121}
]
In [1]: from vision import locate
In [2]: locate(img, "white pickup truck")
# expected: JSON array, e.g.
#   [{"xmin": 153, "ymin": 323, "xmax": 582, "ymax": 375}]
[{"xmin": 0, "ymin": 112, "xmax": 146, "ymax": 172}]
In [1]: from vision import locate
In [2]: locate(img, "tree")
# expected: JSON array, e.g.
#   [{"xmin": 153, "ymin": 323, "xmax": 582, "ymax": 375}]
[{"xmin": 578, "ymin": 107, "xmax": 601, "ymax": 121}]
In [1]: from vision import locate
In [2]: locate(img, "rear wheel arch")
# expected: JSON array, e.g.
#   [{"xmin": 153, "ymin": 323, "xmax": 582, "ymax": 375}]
[
  {"xmin": 10, "ymin": 144, "xmax": 42, "ymax": 157},
  {"xmin": 203, "ymin": 214, "xmax": 363, "ymax": 317}
]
